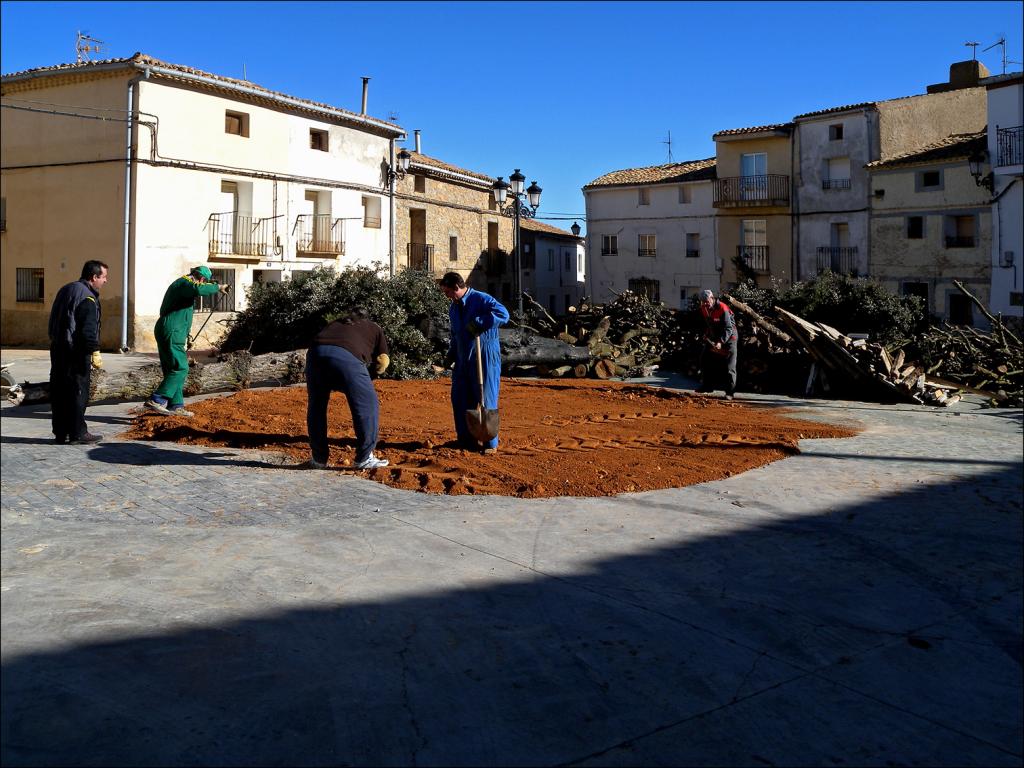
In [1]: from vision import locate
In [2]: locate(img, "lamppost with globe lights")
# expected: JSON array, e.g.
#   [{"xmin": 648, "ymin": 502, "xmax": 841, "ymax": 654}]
[{"xmin": 492, "ymin": 169, "xmax": 541, "ymax": 336}]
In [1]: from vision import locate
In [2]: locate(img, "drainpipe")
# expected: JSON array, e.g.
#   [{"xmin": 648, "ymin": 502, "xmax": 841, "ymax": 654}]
[
  {"xmin": 121, "ymin": 67, "xmax": 150, "ymax": 352},
  {"xmin": 389, "ymin": 138, "xmax": 396, "ymax": 277}
]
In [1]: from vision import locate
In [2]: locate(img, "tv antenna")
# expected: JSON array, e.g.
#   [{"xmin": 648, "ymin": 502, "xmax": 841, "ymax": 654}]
[
  {"xmin": 662, "ymin": 130, "xmax": 673, "ymax": 163},
  {"xmin": 75, "ymin": 31, "xmax": 104, "ymax": 63},
  {"xmin": 964, "ymin": 41, "xmax": 979, "ymax": 60},
  {"xmin": 387, "ymin": 110, "xmax": 399, "ymax": 123},
  {"xmin": 983, "ymin": 36, "xmax": 1023, "ymax": 75}
]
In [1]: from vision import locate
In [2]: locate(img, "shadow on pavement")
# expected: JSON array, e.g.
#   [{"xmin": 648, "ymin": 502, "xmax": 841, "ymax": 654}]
[{"xmin": 2, "ymin": 466, "xmax": 1021, "ymax": 766}]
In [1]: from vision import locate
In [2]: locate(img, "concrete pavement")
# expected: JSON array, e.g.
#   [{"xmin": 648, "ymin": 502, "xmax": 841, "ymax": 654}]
[{"xmin": 1, "ymin": 347, "xmax": 1022, "ymax": 766}]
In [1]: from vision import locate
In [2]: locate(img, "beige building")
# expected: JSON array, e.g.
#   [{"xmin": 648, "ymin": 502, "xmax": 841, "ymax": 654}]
[
  {"xmin": 867, "ymin": 131, "xmax": 992, "ymax": 325},
  {"xmin": 1, "ymin": 53, "xmax": 404, "ymax": 351},
  {"xmin": 712, "ymin": 123, "xmax": 794, "ymax": 290}
]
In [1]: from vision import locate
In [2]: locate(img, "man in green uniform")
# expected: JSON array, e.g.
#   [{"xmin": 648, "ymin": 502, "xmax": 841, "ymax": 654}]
[{"xmin": 145, "ymin": 266, "xmax": 228, "ymax": 417}]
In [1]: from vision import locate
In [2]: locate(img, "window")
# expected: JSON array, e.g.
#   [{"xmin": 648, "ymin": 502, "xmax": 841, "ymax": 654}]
[
  {"xmin": 638, "ymin": 234, "xmax": 656, "ymax": 257},
  {"xmin": 522, "ymin": 242, "xmax": 535, "ymax": 270},
  {"xmin": 679, "ymin": 286, "xmax": 699, "ymax": 309},
  {"xmin": 1010, "ymin": 292, "xmax": 1023, "ymax": 307},
  {"xmin": 917, "ymin": 169, "xmax": 943, "ymax": 190},
  {"xmin": 678, "ymin": 185, "xmax": 691, "ymax": 204},
  {"xmin": 548, "ymin": 248, "xmax": 555, "ymax": 271},
  {"xmin": 902, "ymin": 281, "xmax": 930, "ymax": 314},
  {"xmin": 15, "ymin": 267, "xmax": 44, "ymax": 302},
  {"xmin": 907, "ymin": 216, "xmax": 924, "ymax": 239},
  {"xmin": 565, "ymin": 251, "xmax": 571, "ymax": 270},
  {"xmin": 310, "ymin": 128, "xmax": 328, "ymax": 151},
  {"xmin": 414, "ymin": 175, "xmax": 426, "ymax": 193},
  {"xmin": 0, "ymin": 197, "xmax": 6, "ymax": 231},
  {"xmin": 823, "ymin": 157, "xmax": 851, "ymax": 189},
  {"xmin": 449, "ymin": 235, "xmax": 458, "ymax": 262},
  {"xmin": 601, "ymin": 234, "xmax": 618, "ymax": 256},
  {"xmin": 225, "ymin": 110, "xmax": 249, "ymax": 137},
  {"xmin": 488, "ymin": 196, "xmax": 496, "ymax": 211},
  {"xmin": 362, "ymin": 195, "xmax": 382, "ymax": 228},
  {"xmin": 638, "ymin": 188, "xmax": 650, "ymax": 206},
  {"xmin": 947, "ymin": 294, "xmax": 973, "ymax": 326},
  {"xmin": 829, "ymin": 124, "xmax": 844, "ymax": 140},
  {"xmin": 685, "ymin": 232, "xmax": 700, "ymax": 258},
  {"xmin": 628, "ymin": 277, "xmax": 660, "ymax": 302},
  {"xmin": 194, "ymin": 269, "xmax": 236, "ymax": 312},
  {"xmin": 945, "ymin": 215, "xmax": 975, "ymax": 248}
]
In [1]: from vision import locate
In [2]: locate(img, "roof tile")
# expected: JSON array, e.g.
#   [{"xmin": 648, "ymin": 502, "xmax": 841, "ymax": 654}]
[
  {"xmin": 584, "ymin": 157, "xmax": 715, "ymax": 188},
  {"xmin": 865, "ymin": 131, "xmax": 986, "ymax": 169}
]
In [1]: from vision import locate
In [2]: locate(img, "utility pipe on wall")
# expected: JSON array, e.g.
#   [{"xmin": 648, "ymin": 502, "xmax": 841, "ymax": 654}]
[
  {"xmin": 389, "ymin": 138, "xmax": 396, "ymax": 277},
  {"xmin": 121, "ymin": 67, "xmax": 149, "ymax": 352}
]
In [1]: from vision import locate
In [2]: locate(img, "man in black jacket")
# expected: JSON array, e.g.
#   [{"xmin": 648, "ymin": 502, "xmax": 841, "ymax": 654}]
[{"xmin": 48, "ymin": 260, "xmax": 108, "ymax": 444}]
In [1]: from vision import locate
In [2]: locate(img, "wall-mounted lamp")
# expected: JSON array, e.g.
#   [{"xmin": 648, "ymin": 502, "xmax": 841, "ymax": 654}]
[
  {"xmin": 968, "ymin": 149, "xmax": 994, "ymax": 192},
  {"xmin": 570, "ymin": 221, "xmax": 581, "ymax": 237},
  {"xmin": 387, "ymin": 148, "xmax": 413, "ymax": 184}
]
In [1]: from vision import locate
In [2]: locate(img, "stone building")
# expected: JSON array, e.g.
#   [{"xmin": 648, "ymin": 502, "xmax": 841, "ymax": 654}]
[{"xmin": 867, "ymin": 131, "xmax": 992, "ymax": 325}]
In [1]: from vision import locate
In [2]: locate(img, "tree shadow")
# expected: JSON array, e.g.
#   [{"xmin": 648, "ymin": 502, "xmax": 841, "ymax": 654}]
[{"xmin": 2, "ymin": 465, "xmax": 1021, "ymax": 766}]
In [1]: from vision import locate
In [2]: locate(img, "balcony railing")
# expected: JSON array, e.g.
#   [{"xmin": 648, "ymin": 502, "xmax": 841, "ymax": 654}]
[
  {"xmin": 207, "ymin": 213, "xmax": 270, "ymax": 257},
  {"xmin": 407, "ymin": 243, "xmax": 435, "ymax": 272},
  {"xmin": 295, "ymin": 214, "xmax": 345, "ymax": 255},
  {"xmin": 816, "ymin": 246, "xmax": 859, "ymax": 275},
  {"xmin": 638, "ymin": 248, "xmax": 657, "ymax": 257},
  {"xmin": 736, "ymin": 245, "xmax": 770, "ymax": 273},
  {"xmin": 714, "ymin": 175, "xmax": 789, "ymax": 207},
  {"xmin": 822, "ymin": 178, "xmax": 851, "ymax": 190},
  {"xmin": 997, "ymin": 125, "xmax": 1022, "ymax": 167},
  {"xmin": 945, "ymin": 235, "xmax": 976, "ymax": 248},
  {"xmin": 600, "ymin": 248, "xmax": 617, "ymax": 256},
  {"xmin": 686, "ymin": 249, "xmax": 700, "ymax": 258}
]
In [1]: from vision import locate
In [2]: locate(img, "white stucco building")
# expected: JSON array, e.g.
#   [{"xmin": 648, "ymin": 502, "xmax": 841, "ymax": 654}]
[
  {"xmin": 583, "ymin": 158, "xmax": 717, "ymax": 307},
  {"xmin": 1, "ymin": 53, "xmax": 405, "ymax": 351},
  {"xmin": 520, "ymin": 218, "xmax": 586, "ymax": 315},
  {"xmin": 982, "ymin": 72, "xmax": 1023, "ymax": 317}
]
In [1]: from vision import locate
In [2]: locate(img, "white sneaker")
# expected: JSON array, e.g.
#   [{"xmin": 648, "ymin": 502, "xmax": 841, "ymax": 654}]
[
  {"xmin": 355, "ymin": 453, "xmax": 389, "ymax": 470},
  {"xmin": 169, "ymin": 407, "xmax": 195, "ymax": 417},
  {"xmin": 145, "ymin": 398, "xmax": 172, "ymax": 415}
]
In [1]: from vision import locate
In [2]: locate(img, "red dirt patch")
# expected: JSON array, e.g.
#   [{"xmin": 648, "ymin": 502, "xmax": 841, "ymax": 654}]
[{"xmin": 122, "ymin": 379, "xmax": 858, "ymax": 498}]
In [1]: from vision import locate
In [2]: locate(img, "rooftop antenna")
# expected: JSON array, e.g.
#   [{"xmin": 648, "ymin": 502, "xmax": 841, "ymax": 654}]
[
  {"xmin": 387, "ymin": 110, "xmax": 399, "ymax": 123},
  {"xmin": 75, "ymin": 31, "xmax": 104, "ymax": 63},
  {"xmin": 982, "ymin": 36, "xmax": 1022, "ymax": 75},
  {"xmin": 662, "ymin": 130, "xmax": 673, "ymax": 163},
  {"xmin": 964, "ymin": 41, "xmax": 979, "ymax": 60}
]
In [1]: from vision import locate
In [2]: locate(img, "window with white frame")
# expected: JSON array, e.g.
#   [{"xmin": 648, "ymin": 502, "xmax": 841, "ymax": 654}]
[
  {"xmin": 362, "ymin": 196, "xmax": 382, "ymax": 228},
  {"xmin": 823, "ymin": 157, "xmax": 851, "ymax": 189},
  {"xmin": 639, "ymin": 234, "xmax": 656, "ymax": 257},
  {"xmin": 685, "ymin": 232, "xmax": 700, "ymax": 258},
  {"xmin": 601, "ymin": 234, "xmax": 617, "ymax": 256}
]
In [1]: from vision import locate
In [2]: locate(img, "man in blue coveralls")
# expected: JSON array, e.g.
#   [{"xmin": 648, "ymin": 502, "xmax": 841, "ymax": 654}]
[{"xmin": 439, "ymin": 271, "xmax": 510, "ymax": 454}]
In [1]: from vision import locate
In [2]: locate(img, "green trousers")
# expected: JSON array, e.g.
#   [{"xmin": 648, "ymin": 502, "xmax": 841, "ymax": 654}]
[{"xmin": 153, "ymin": 315, "xmax": 190, "ymax": 406}]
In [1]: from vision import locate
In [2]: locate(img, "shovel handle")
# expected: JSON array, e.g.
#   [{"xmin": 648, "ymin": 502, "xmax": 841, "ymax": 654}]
[{"xmin": 475, "ymin": 335, "xmax": 485, "ymax": 404}]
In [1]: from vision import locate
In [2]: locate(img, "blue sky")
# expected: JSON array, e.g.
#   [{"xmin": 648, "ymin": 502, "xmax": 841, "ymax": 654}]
[{"xmin": 2, "ymin": 1, "xmax": 1022, "ymax": 231}]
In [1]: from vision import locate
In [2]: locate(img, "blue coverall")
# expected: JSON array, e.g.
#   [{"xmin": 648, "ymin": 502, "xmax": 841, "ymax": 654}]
[{"xmin": 448, "ymin": 288, "xmax": 510, "ymax": 450}]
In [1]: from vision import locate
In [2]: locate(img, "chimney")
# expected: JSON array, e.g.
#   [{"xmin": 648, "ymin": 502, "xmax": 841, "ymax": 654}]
[
  {"xmin": 414, "ymin": 129, "xmax": 421, "ymax": 153},
  {"xmin": 926, "ymin": 59, "xmax": 991, "ymax": 93},
  {"xmin": 361, "ymin": 77, "xmax": 370, "ymax": 115}
]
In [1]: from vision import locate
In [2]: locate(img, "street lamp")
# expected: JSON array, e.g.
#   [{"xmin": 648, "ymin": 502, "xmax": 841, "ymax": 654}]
[
  {"xmin": 492, "ymin": 168, "xmax": 542, "ymax": 339},
  {"xmin": 968, "ymin": 148, "xmax": 994, "ymax": 192},
  {"xmin": 387, "ymin": 148, "xmax": 412, "ymax": 184},
  {"xmin": 570, "ymin": 221, "xmax": 581, "ymax": 237}
]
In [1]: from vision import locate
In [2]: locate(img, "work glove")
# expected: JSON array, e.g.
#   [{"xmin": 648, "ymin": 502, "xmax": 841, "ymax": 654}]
[
  {"xmin": 375, "ymin": 353, "xmax": 390, "ymax": 376},
  {"xmin": 90, "ymin": 351, "xmax": 103, "ymax": 369},
  {"xmin": 466, "ymin": 319, "xmax": 484, "ymax": 337}
]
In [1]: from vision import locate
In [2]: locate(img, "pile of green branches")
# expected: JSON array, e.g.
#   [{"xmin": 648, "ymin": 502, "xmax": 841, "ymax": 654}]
[{"xmin": 217, "ymin": 264, "xmax": 450, "ymax": 379}]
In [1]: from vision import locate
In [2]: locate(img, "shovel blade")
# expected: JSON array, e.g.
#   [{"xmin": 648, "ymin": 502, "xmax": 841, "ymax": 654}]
[{"xmin": 465, "ymin": 405, "xmax": 500, "ymax": 442}]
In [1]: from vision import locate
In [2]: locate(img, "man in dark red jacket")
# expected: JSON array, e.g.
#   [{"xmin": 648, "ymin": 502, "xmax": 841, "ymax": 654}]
[
  {"xmin": 48, "ymin": 260, "xmax": 108, "ymax": 443},
  {"xmin": 697, "ymin": 289, "xmax": 738, "ymax": 400}
]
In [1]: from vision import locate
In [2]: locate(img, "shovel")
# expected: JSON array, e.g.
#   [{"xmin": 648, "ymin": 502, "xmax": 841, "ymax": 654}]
[{"xmin": 465, "ymin": 335, "xmax": 500, "ymax": 443}]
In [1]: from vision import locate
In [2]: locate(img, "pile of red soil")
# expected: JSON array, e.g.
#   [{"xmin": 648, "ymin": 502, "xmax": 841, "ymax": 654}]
[{"xmin": 122, "ymin": 379, "xmax": 858, "ymax": 498}]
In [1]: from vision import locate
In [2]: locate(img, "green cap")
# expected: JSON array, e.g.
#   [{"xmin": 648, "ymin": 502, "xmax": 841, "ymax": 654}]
[{"xmin": 193, "ymin": 266, "xmax": 213, "ymax": 280}]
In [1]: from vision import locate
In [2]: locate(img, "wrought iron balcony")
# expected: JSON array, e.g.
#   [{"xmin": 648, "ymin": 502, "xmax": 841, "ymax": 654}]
[
  {"xmin": 816, "ymin": 246, "xmax": 859, "ymax": 275},
  {"xmin": 945, "ymin": 235, "xmax": 976, "ymax": 248},
  {"xmin": 714, "ymin": 175, "xmax": 789, "ymax": 207},
  {"xmin": 207, "ymin": 213, "xmax": 270, "ymax": 257},
  {"xmin": 600, "ymin": 248, "xmax": 617, "ymax": 256},
  {"xmin": 997, "ymin": 125, "xmax": 1022, "ymax": 167},
  {"xmin": 736, "ymin": 245, "xmax": 770, "ymax": 273},
  {"xmin": 638, "ymin": 248, "xmax": 657, "ymax": 257},
  {"xmin": 407, "ymin": 243, "xmax": 435, "ymax": 273},
  {"xmin": 295, "ymin": 214, "xmax": 345, "ymax": 255},
  {"xmin": 821, "ymin": 178, "xmax": 851, "ymax": 190}
]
